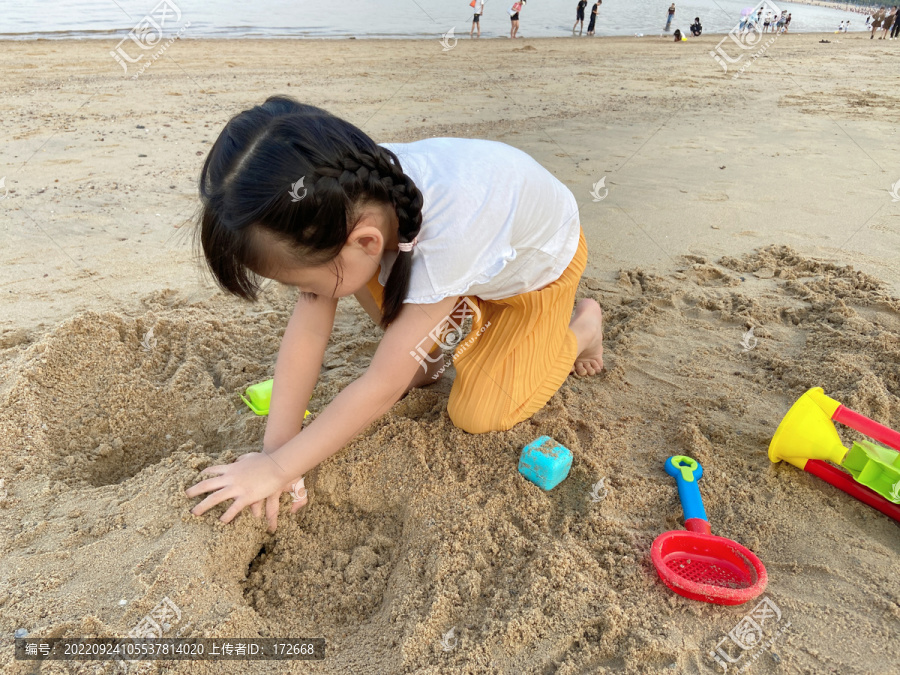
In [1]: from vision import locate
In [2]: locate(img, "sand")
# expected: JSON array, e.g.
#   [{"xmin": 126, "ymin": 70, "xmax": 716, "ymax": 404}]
[{"xmin": 1, "ymin": 34, "xmax": 899, "ymax": 674}]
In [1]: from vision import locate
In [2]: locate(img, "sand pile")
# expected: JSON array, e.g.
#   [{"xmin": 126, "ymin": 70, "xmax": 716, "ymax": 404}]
[{"xmin": 0, "ymin": 246, "xmax": 898, "ymax": 674}]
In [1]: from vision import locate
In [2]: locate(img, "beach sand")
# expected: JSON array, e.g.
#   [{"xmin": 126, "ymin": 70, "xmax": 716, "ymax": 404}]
[{"xmin": 1, "ymin": 34, "xmax": 898, "ymax": 674}]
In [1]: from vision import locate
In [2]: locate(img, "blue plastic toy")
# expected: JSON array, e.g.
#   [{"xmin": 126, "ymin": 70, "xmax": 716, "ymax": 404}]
[
  {"xmin": 518, "ymin": 436, "xmax": 572, "ymax": 490},
  {"xmin": 664, "ymin": 455, "xmax": 709, "ymax": 530}
]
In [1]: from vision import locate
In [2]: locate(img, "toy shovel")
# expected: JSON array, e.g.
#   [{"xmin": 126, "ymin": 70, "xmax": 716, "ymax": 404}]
[{"xmin": 651, "ymin": 456, "xmax": 767, "ymax": 605}]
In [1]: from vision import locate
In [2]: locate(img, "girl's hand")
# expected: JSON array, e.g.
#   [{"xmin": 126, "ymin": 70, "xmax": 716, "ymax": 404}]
[
  {"xmin": 185, "ymin": 451, "xmax": 289, "ymax": 526},
  {"xmin": 249, "ymin": 475, "xmax": 309, "ymax": 533}
]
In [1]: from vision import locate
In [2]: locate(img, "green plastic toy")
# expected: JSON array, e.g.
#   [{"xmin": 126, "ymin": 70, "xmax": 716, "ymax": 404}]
[
  {"xmin": 769, "ymin": 388, "xmax": 900, "ymax": 520},
  {"xmin": 842, "ymin": 441, "xmax": 900, "ymax": 504},
  {"xmin": 240, "ymin": 379, "xmax": 311, "ymax": 419}
]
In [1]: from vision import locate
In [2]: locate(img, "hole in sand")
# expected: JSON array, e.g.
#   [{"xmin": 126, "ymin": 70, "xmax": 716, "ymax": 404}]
[
  {"xmin": 243, "ymin": 503, "xmax": 402, "ymax": 629},
  {"xmin": 247, "ymin": 542, "xmax": 272, "ymax": 578},
  {"xmin": 14, "ymin": 310, "xmax": 280, "ymax": 487}
]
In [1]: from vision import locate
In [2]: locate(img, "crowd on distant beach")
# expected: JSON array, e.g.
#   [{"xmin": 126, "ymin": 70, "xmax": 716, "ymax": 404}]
[
  {"xmin": 866, "ymin": 5, "xmax": 900, "ymax": 38},
  {"xmin": 789, "ymin": 0, "xmax": 886, "ymax": 15},
  {"xmin": 736, "ymin": 7, "xmax": 794, "ymax": 34},
  {"xmin": 465, "ymin": 0, "xmax": 900, "ymax": 40}
]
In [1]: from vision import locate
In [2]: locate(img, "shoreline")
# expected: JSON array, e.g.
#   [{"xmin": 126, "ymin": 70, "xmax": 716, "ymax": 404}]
[{"xmin": 1, "ymin": 27, "xmax": 885, "ymax": 44}]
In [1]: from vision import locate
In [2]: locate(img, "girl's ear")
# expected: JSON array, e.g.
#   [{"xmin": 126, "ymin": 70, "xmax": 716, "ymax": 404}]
[{"xmin": 348, "ymin": 224, "xmax": 384, "ymax": 258}]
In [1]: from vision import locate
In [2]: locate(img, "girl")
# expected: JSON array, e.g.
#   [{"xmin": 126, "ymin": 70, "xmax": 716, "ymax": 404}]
[
  {"xmin": 509, "ymin": 0, "xmax": 524, "ymax": 38},
  {"xmin": 185, "ymin": 96, "xmax": 603, "ymax": 531}
]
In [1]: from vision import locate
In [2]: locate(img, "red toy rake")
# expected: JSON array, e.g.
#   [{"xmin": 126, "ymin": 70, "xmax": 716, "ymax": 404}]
[{"xmin": 651, "ymin": 456, "xmax": 768, "ymax": 605}]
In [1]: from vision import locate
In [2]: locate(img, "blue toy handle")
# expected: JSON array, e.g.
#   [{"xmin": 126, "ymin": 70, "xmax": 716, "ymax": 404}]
[{"xmin": 664, "ymin": 455, "xmax": 709, "ymax": 525}]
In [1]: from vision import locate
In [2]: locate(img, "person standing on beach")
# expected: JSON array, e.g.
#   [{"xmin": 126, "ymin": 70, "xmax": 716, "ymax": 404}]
[
  {"xmin": 471, "ymin": 0, "xmax": 486, "ymax": 38},
  {"xmin": 881, "ymin": 6, "xmax": 897, "ymax": 38},
  {"xmin": 891, "ymin": 6, "xmax": 900, "ymax": 37},
  {"xmin": 763, "ymin": 12, "xmax": 771, "ymax": 33},
  {"xmin": 186, "ymin": 96, "xmax": 603, "ymax": 530},
  {"xmin": 784, "ymin": 13, "xmax": 792, "ymax": 32},
  {"xmin": 587, "ymin": 0, "xmax": 601, "ymax": 36},
  {"xmin": 665, "ymin": 3, "xmax": 676, "ymax": 31},
  {"xmin": 870, "ymin": 6, "xmax": 885, "ymax": 38},
  {"xmin": 509, "ymin": 0, "xmax": 525, "ymax": 38},
  {"xmin": 574, "ymin": 0, "xmax": 587, "ymax": 34}
]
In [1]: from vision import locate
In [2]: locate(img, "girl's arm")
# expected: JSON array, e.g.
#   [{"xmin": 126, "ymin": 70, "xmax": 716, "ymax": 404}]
[
  {"xmin": 186, "ymin": 294, "xmax": 460, "ymax": 525},
  {"xmin": 263, "ymin": 292, "xmax": 338, "ymax": 452},
  {"xmin": 266, "ymin": 294, "xmax": 461, "ymax": 480}
]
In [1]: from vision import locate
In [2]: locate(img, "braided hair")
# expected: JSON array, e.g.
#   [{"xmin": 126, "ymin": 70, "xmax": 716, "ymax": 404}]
[{"xmin": 198, "ymin": 95, "xmax": 423, "ymax": 328}]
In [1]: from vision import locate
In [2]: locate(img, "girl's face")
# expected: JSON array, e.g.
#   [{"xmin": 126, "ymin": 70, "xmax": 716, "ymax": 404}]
[
  {"xmin": 266, "ymin": 247, "xmax": 378, "ymax": 298},
  {"xmin": 254, "ymin": 202, "xmax": 398, "ymax": 299}
]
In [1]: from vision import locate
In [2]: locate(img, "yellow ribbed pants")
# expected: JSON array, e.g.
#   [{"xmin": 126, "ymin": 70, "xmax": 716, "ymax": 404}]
[{"xmin": 367, "ymin": 228, "xmax": 588, "ymax": 433}]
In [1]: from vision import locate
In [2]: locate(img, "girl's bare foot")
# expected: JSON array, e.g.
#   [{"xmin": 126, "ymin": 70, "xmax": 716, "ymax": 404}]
[{"xmin": 569, "ymin": 298, "xmax": 604, "ymax": 377}]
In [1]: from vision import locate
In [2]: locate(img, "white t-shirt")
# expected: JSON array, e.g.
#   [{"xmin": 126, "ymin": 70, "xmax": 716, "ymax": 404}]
[
  {"xmin": 378, "ymin": 138, "xmax": 581, "ymax": 305},
  {"xmin": 475, "ymin": 0, "xmax": 485, "ymax": 13}
]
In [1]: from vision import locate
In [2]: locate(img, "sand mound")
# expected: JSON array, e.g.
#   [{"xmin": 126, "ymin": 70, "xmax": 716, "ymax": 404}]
[{"xmin": 1, "ymin": 246, "xmax": 898, "ymax": 674}]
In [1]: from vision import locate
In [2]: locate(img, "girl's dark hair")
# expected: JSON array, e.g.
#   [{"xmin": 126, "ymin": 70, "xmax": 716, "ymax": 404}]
[{"xmin": 197, "ymin": 95, "xmax": 423, "ymax": 328}]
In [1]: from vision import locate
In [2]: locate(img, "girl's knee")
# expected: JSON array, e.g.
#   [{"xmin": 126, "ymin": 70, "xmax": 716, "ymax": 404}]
[
  {"xmin": 448, "ymin": 408, "xmax": 503, "ymax": 434},
  {"xmin": 447, "ymin": 396, "xmax": 515, "ymax": 434}
]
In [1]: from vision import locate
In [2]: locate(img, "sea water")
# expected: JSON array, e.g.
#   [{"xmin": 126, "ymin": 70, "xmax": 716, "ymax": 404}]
[{"xmin": 0, "ymin": 0, "xmax": 874, "ymax": 40}]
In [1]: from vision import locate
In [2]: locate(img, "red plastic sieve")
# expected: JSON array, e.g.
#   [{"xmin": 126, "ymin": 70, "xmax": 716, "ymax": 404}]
[{"xmin": 650, "ymin": 456, "xmax": 767, "ymax": 605}]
